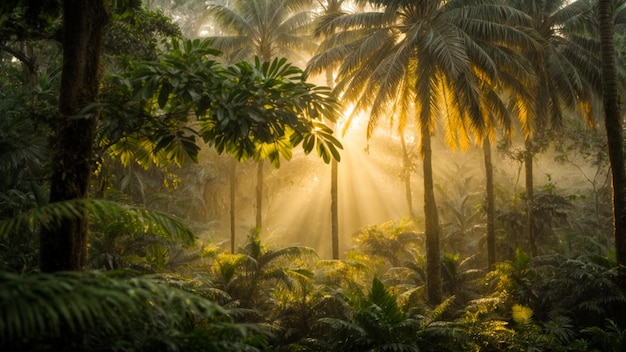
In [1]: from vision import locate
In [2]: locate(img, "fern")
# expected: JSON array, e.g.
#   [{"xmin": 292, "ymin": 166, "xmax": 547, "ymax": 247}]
[
  {"xmin": 0, "ymin": 270, "xmax": 273, "ymax": 351},
  {"xmin": 0, "ymin": 271, "xmax": 222, "ymax": 340},
  {"xmin": 0, "ymin": 198, "xmax": 195, "ymax": 245}
]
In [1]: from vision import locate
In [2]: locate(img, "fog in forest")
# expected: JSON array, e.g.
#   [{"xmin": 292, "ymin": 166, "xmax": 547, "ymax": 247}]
[{"xmin": 192, "ymin": 114, "xmax": 605, "ymax": 259}]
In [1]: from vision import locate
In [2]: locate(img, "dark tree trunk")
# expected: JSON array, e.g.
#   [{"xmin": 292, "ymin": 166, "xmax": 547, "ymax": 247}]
[
  {"xmin": 524, "ymin": 137, "xmax": 537, "ymax": 256},
  {"xmin": 599, "ymin": 0, "xmax": 626, "ymax": 293},
  {"xmin": 39, "ymin": 0, "xmax": 108, "ymax": 272},
  {"xmin": 421, "ymin": 123, "xmax": 442, "ymax": 304},
  {"xmin": 483, "ymin": 138, "xmax": 496, "ymax": 268},
  {"xmin": 230, "ymin": 158, "xmax": 237, "ymax": 253}
]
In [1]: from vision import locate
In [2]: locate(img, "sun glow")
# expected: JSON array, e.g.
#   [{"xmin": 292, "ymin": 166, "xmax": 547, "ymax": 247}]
[{"xmin": 260, "ymin": 113, "xmax": 413, "ymax": 258}]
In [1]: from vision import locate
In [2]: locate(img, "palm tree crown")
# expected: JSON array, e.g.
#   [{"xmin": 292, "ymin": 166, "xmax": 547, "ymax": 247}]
[
  {"xmin": 205, "ymin": 0, "xmax": 317, "ymax": 63},
  {"xmin": 308, "ymin": 0, "xmax": 537, "ymax": 303}
]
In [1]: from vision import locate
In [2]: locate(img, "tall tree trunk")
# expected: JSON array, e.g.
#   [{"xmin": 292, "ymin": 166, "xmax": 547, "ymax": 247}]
[
  {"xmin": 483, "ymin": 138, "xmax": 496, "ymax": 268},
  {"xmin": 256, "ymin": 160, "xmax": 264, "ymax": 231},
  {"xmin": 326, "ymin": 68, "xmax": 339, "ymax": 259},
  {"xmin": 401, "ymin": 133, "xmax": 416, "ymax": 218},
  {"xmin": 230, "ymin": 158, "xmax": 237, "ymax": 253},
  {"xmin": 331, "ymin": 153, "xmax": 339, "ymax": 259},
  {"xmin": 599, "ymin": 0, "xmax": 626, "ymax": 293},
  {"xmin": 39, "ymin": 0, "xmax": 108, "ymax": 272},
  {"xmin": 421, "ymin": 123, "xmax": 442, "ymax": 304},
  {"xmin": 524, "ymin": 137, "xmax": 537, "ymax": 256}
]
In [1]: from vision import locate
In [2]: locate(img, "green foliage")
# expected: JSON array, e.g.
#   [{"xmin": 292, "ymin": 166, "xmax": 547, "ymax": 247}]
[
  {"xmin": 211, "ymin": 231, "xmax": 317, "ymax": 310},
  {"xmin": 104, "ymin": 38, "xmax": 341, "ymax": 170},
  {"xmin": 0, "ymin": 0, "xmax": 61, "ymax": 42},
  {"xmin": 311, "ymin": 277, "xmax": 422, "ymax": 351},
  {"xmin": 0, "ymin": 198, "xmax": 195, "ymax": 246},
  {"xmin": 105, "ymin": 2, "xmax": 182, "ymax": 61},
  {"xmin": 0, "ymin": 270, "xmax": 271, "ymax": 351},
  {"xmin": 200, "ymin": 57, "xmax": 342, "ymax": 167}
]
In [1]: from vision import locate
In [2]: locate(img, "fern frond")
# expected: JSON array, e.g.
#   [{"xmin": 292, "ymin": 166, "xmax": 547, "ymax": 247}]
[
  {"xmin": 0, "ymin": 271, "xmax": 226, "ymax": 343},
  {"xmin": 0, "ymin": 199, "xmax": 195, "ymax": 245}
]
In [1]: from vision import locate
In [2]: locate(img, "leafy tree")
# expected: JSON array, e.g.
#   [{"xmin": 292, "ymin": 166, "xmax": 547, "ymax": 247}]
[
  {"xmin": 1, "ymin": 0, "xmax": 340, "ymax": 270},
  {"xmin": 205, "ymin": 0, "xmax": 319, "ymax": 231}
]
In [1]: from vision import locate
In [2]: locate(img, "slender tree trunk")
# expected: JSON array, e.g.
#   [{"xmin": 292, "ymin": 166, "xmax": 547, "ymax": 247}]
[
  {"xmin": 483, "ymin": 138, "xmax": 496, "ymax": 268},
  {"xmin": 39, "ymin": 0, "xmax": 108, "ymax": 272},
  {"xmin": 524, "ymin": 137, "xmax": 537, "ymax": 256},
  {"xmin": 401, "ymin": 133, "xmax": 416, "ymax": 218},
  {"xmin": 256, "ymin": 160, "xmax": 264, "ymax": 231},
  {"xmin": 331, "ymin": 154, "xmax": 339, "ymax": 259},
  {"xmin": 325, "ymin": 68, "xmax": 340, "ymax": 259},
  {"xmin": 230, "ymin": 158, "xmax": 237, "ymax": 253},
  {"xmin": 599, "ymin": 0, "xmax": 626, "ymax": 293},
  {"xmin": 421, "ymin": 123, "xmax": 442, "ymax": 304}
]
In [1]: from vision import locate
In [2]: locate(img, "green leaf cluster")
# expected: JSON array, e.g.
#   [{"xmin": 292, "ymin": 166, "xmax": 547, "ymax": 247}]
[{"xmin": 105, "ymin": 38, "xmax": 342, "ymax": 169}]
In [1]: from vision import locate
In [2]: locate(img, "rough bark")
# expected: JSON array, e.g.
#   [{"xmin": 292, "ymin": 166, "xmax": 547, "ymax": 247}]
[
  {"xmin": 483, "ymin": 138, "xmax": 496, "ymax": 268},
  {"xmin": 599, "ymin": 0, "xmax": 626, "ymax": 292},
  {"xmin": 421, "ymin": 123, "xmax": 442, "ymax": 304},
  {"xmin": 39, "ymin": 0, "xmax": 108, "ymax": 272}
]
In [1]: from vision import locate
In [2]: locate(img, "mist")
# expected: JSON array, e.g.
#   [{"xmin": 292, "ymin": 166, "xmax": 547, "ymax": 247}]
[{"xmin": 192, "ymin": 114, "xmax": 607, "ymax": 259}]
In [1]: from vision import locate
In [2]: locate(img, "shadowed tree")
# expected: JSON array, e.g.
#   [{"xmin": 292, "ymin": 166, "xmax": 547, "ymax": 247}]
[
  {"xmin": 204, "ymin": 0, "xmax": 318, "ymax": 232},
  {"xmin": 38, "ymin": 0, "xmax": 108, "ymax": 272},
  {"xmin": 308, "ymin": 0, "xmax": 536, "ymax": 304},
  {"xmin": 598, "ymin": 0, "xmax": 626, "ymax": 298},
  {"xmin": 504, "ymin": 0, "xmax": 601, "ymax": 256}
]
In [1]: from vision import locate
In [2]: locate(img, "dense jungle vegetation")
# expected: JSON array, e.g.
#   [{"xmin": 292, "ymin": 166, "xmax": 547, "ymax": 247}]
[{"xmin": 2, "ymin": 0, "xmax": 626, "ymax": 350}]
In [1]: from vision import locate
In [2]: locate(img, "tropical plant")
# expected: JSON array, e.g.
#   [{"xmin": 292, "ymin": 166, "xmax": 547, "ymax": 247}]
[
  {"xmin": 305, "ymin": 277, "xmax": 422, "ymax": 351},
  {"xmin": 311, "ymin": 0, "xmax": 352, "ymax": 260},
  {"xmin": 204, "ymin": 0, "xmax": 319, "ymax": 232},
  {"xmin": 598, "ymin": 0, "xmax": 626, "ymax": 296},
  {"xmin": 300, "ymin": 277, "xmax": 464, "ymax": 351},
  {"xmin": 0, "ymin": 270, "xmax": 271, "ymax": 351},
  {"xmin": 504, "ymin": 0, "xmax": 603, "ymax": 257},
  {"xmin": 211, "ymin": 230, "xmax": 317, "ymax": 313},
  {"xmin": 582, "ymin": 319, "xmax": 626, "ymax": 352},
  {"xmin": 307, "ymin": 0, "xmax": 536, "ymax": 304},
  {"xmin": 441, "ymin": 253, "xmax": 485, "ymax": 306}
]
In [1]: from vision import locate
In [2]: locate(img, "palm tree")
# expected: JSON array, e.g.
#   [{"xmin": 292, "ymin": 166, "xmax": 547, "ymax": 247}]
[
  {"xmin": 598, "ymin": 0, "xmax": 626, "ymax": 295},
  {"xmin": 205, "ymin": 0, "xmax": 318, "ymax": 233},
  {"xmin": 308, "ymin": 0, "xmax": 535, "ymax": 304},
  {"xmin": 478, "ymin": 61, "xmax": 537, "ymax": 268},
  {"xmin": 504, "ymin": 0, "xmax": 601, "ymax": 256},
  {"xmin": 312, "ymin": 0, "xmax": 351, "ymax": 259}
]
